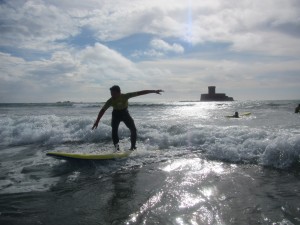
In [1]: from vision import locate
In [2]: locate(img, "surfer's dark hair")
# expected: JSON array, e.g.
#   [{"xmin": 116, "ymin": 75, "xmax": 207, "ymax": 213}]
[{"xmin": 110, "ymin": 85, "xmax": 121, "ymax": 93}]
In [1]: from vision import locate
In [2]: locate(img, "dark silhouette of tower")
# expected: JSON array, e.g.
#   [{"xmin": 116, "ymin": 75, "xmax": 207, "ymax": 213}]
[
  {"xmin": 208, "ymin": 86, "xmax": 216, "ymax": 95},
  {"xmin": 200, "ymin": 86, "xmax": 234, "ymax": 101}
]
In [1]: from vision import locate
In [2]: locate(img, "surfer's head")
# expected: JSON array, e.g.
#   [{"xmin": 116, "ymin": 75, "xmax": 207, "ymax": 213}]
[{"xmin": 110, "ymin": 85, "xmax": 121, "ymax": 98}]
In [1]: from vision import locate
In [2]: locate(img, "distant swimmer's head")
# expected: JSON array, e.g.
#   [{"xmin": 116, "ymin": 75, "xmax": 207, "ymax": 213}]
[
  {"xmin": 234, "ymin": 112, "xmax": 239, "ymax": 117},
  {"xmin": 110, "ymin": 85, "xmax": 121, "ymax": 98}
]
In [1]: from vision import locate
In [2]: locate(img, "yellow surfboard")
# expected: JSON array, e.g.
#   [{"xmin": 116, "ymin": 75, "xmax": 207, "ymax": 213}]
[{"xmin": 46, "ymin": 151, "xmax": 132, "ymax": 160}]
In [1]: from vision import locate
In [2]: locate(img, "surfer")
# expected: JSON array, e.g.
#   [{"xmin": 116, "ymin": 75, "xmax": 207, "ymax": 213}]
[
  {"xmin": 295, "ymin": 104, "xmax": 300, "ymax": 113},
  {"xmin": 92, "ymin": 85, "xmax": 164, "ymax": 151}
]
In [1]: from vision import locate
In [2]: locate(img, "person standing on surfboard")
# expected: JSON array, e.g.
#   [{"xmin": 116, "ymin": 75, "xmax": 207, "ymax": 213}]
[{"xmin": 92, "ymin": 85, "xmax": 164, "ymax": 151}]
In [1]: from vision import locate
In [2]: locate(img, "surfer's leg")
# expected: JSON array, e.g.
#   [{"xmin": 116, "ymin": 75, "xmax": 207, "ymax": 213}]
[
  {"xmin": 123, "ymin": 113, "xmax": 137, "ymax": 149},
  {"xmin": 111, "ymin": 116, "xmax": 121, "ymax": 146}
]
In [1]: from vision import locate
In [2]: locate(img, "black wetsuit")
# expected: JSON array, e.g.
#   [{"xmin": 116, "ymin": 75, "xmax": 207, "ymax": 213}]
[{"xmin": 111, "ymin": 108, "xmax": 137, "ymax": 148}]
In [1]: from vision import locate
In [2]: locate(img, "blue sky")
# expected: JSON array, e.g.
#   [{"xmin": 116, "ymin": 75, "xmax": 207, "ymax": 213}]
[{"xmin": 0, "ymin": 0, "xmax": 300, "ymax": 102}]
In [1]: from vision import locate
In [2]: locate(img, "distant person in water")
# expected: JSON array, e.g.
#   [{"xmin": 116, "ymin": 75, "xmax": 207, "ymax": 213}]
[
  {"xmin": 295, "ymin": 104, "xmax": 300, "ymax": 113},
  {"xmin": 233, "ymin": 112, "xmax": 239, "ymax": 118},
  {"xmin": 92, "ymin": 85, "xmax": 164, "ymax": 151}
]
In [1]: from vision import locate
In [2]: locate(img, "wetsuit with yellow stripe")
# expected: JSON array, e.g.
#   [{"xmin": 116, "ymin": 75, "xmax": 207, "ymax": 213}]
[
  {"xmin": 103, "ymin": 92, "xmax": 138, "ymax": 148},
  {"xmin": 103, "ymin": 92, "xmax": 138, "ymax": 111}
]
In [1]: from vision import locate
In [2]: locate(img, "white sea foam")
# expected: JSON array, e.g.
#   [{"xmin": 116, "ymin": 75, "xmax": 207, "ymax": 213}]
[
  {"xmin": 0, "ymin": 147, "xmax": 61, "ymax": 194},
  {"xmin": 0, "ymin": 100, "xmax": 299, "ymax": 170}
]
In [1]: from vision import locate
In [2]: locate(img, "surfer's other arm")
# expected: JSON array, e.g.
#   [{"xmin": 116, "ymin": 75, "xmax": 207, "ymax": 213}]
[{"xmin": 92, "ymin": 107, "xmax": 107, "ymax": 129}]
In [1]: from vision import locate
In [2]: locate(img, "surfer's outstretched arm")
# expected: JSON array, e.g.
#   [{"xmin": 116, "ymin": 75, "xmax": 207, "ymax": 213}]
[
  {"xmin": 92, "ymin": 107, "xmax": 107, "ymax": 129},
  {"xmin": 136, "ymin": 90, "xmax": 164, "ymax": 96}
]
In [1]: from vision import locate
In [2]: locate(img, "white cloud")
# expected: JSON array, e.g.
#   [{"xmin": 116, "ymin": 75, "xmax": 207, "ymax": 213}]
[
  {"xmin": 231, "ymin": 31, "xmax": 300, "ymax": 56},
  {"xmin": 1, "ymin": 0, "xmax": 300, "ymax": 55},
  {"xmin": 0, "ymin": 43, "xmax": 152, "ymax": 102},
  {"xmin": 0, "ymin": 0, "xmax": 300, "ymax": 101},
  {"xmin": 137, "ymin": 58, "xmax": 300, "ymax": 91},
  {"xmin": 150, "ymin": 39, "xmax": 184, "ymax": 54},
  {"xmin": 77, "ymin": 43, "xmax": 142, "ymax": 83},
  {"xmin": 1, "ymin": 44, "xmax": 300, "ymax": 102},
  {"xmin": 131, "ymin": 49, "xmax": 164, "ymax": 58},
  {"xmin": 71, "ymin": 0, "xmax": 300, "ymax": 56},
  {"xmin": 131, "ymin": 39, "xmax": 184, "ymax": 58},
  {"xmin": 0, "ymin": 0, "xmax": 79, "ymax": 50}
]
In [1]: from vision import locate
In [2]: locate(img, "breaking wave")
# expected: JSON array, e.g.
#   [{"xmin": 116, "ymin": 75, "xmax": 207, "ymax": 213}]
[{"xmin": 1, "ymin": 114, "xmax": 299, "ymax": 169}]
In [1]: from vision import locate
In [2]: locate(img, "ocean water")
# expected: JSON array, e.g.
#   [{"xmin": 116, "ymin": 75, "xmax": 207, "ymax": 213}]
[{"xmin": 0, "ymin": 100, "xmax": 299, "ymax": 225}]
